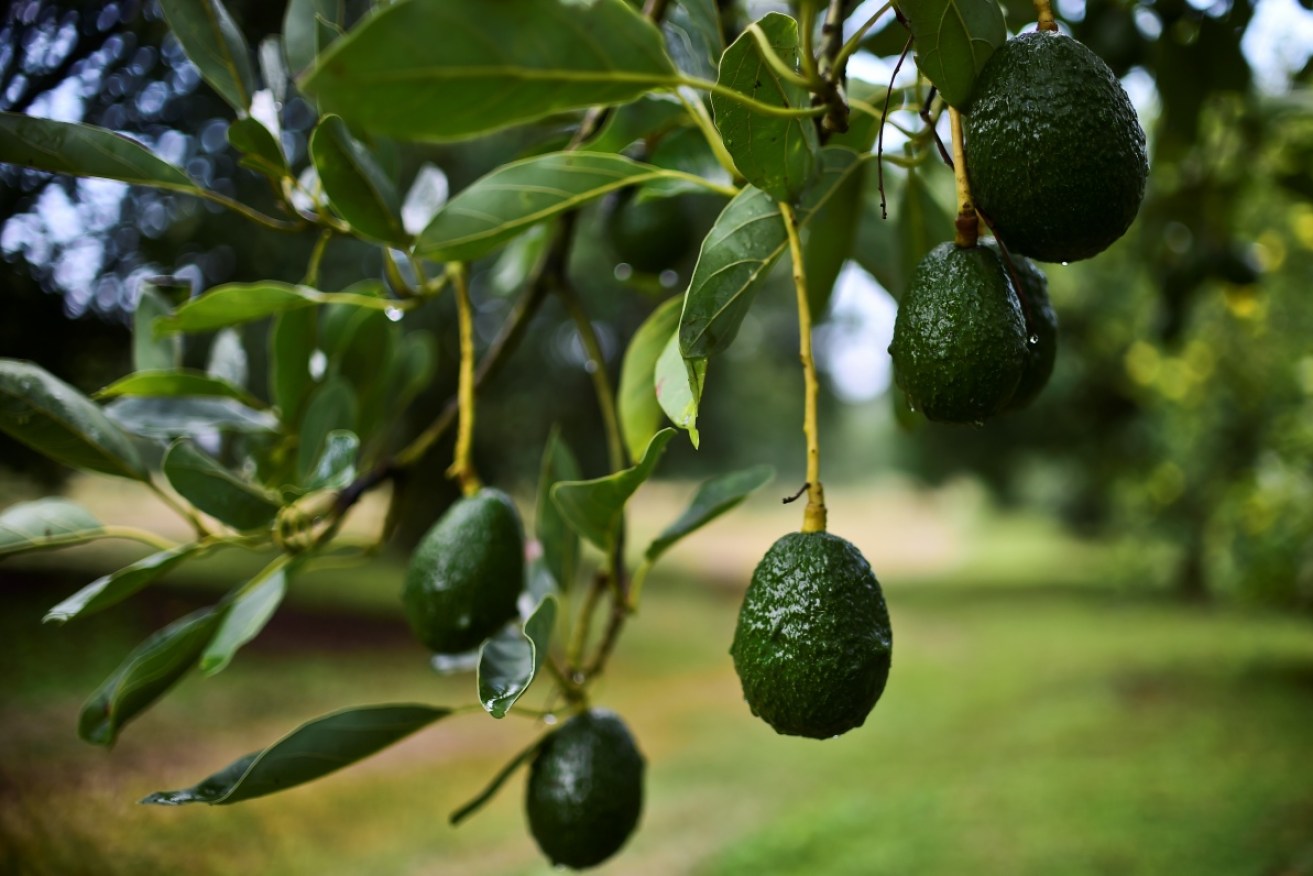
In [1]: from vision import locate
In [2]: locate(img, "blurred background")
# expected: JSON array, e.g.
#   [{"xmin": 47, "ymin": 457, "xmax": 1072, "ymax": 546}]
[{"xmin": 2, "ymin": 0, "xmax": 1312, "ymax": 873}]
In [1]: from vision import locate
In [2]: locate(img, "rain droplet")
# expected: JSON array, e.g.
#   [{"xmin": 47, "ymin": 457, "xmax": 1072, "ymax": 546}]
[
  {"xmin": 384, "ymin": 306, "xmax": 404, "ymax": 322},
  {"xmin": 1028, "ymin": 334, "xmax": 1040, "ymax": 346},
  {"xmin": 972, "ymin": 420, "xmax": 985, "ymax": 428},
  {"xmin": 543, "ymin": 713, "xmax": 558, "ymax": 725}
]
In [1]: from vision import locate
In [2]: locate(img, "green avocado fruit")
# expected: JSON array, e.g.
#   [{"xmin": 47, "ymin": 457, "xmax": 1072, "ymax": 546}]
[
  {"xmin": 730, "ymin": 532, "xmax": 893, "ymax": 739},
  {"xmin": 965, "ymin": 31, "xmax": 1148, "ymax": 263},
  {"xmin": 526, "ymin": 708, "xmax": 645, "ymax": 870},
  {"xmin": 983, "ymin": 241, "xmax": 1058, "ymax": 410},
  {"xmin": 401, "ymin": 487, "xmax": 524, "ymax": 654},
  {"xmin": 889, "ymin": 242, "xmax": 1029, "ymax": 423},
  {"xmin": 606, "ymin": 192, "xmax": 693, "ymax": 274}
]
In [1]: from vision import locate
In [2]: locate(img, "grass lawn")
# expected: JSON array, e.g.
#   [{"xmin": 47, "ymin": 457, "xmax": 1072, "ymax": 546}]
[{"xmin": 2, "ymin": 490, "xmax": 1312, "ymax": 875}]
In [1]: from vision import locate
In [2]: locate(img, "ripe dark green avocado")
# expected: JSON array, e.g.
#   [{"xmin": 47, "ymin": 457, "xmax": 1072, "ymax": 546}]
[
  {"xmin": 965, "ymin": 31, "xmax": 1148, "ymax": 263},
  {"xmin": 889, "ymin": 242, "xmax": 1029, "ymax": 423},
  {"xmin": 730, "ymin": 532, "xmax": 892, "ymax": 739},
  {"xmin": 983, "ymin": 241, "xmax": 1058, "ymax": 410},
  {"xmin": 401, "ymin": 487, "xmax": 524, "ymax": 654},
  {"xmin": 606, "ymin": 192, "xmax": 692, "ymax": 274},
  {"xmin": 525, "ymin": 708, "xmax": 645, "ymax": 870}
]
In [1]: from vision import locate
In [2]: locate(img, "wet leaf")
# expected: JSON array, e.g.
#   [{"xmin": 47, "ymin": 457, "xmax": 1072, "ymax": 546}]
[
  {"xmin": 0, "ymin": 499, "xmax": 103, "ymax": 559},
  {"xmin": 162, "ymin": 439, "xmax": 281, "ymax": 532},
  {"xmin": 645, "ymin": 465, "xmax": 774, "ymax": 563},
  {"xmin": 477, "ymin": 594, "xmax": 558, "ymax": 718},
  {"xmin": 310, "ymin": 115, "xmax": 408, "ymax": 245},
  {"xmin": 201, "ymin": 562, "xmax": 289, "ymax": 675},
  {"xmin": 95, "ymin": 370, "xmax": 266, "ymax": 410},
  {"xmin": 536, "ymin": 428, "xmax": 582, "ymax": 593},
  {"xmin": 551, "ymin": 429, "xmax": 675, "ymax": 552},
  {"xmin": 159, "ymin": 0, "xmax": 257, "ymax": 112},
  {"xmin": 897, "ymin": 0, "xmax": 1006, "ymax": 108},
  {"xmin": 45, "ymin": 543, "xmax": 206, "ymax": 624},
  {"xmin": 655, "ymin": 333, "xmax": 705, "ymax": 447},
  {"xmin": 618, "ymin": 297, "xmax": 683, "ymax": 463}
]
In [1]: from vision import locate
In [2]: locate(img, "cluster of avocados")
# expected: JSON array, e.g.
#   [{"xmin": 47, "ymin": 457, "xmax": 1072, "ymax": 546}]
[{"xmin": 403, "ymin": 490, "xmax": 645, "ymax": 869}]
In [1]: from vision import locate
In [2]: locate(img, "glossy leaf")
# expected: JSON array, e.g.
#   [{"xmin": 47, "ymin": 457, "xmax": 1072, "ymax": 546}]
[
  {"xmin": 0, "ymin": 499, "xmax": 103, "ymax": 559},
  {"xmin": 679, "ymin": 148, "xmax": 863, "ymax": 359},
  {"xmin": 227, "ymin": 117, "xmax": 288, "ymax": 181},
  {"xmin": 201, "ymin": 562, "xmax": 288, "ymax": 675},
  {"xmin": 536, "ymin": 427, "xmax": 582, "ymax": 593},
  {"xmin": 104, "ymin": 397, "xmax": 279, "ymax": 438},
  {"xmin": 618, "ymin": 297, "xmax": 682, "ymax": 463},
  {"xmin": 162, "ymin": 439, "xmax": 280, "ymax": 532},
  {"xmin": 712, "ymin": 12, "xmax": 819, "ymax": 202},
  {"xmin": 449, "ymin": 735, "xmax": 547, "ymax": 826},
  {"xmin": 663, "ymin": 0, "xmax": 724, "ymax": 80},
  {"xmin": 310, "ymin": 115, "xmax": 407, "ymax": 245},
  {"xmin": 581, "ymin": 96, "xmax": 687, "ymax": 153},
  {"xmin": 159, "ymin": 0, "xmax": 257, "ymax": 112},
  {"xmin": 297, "ymin": 377, "xmax": 357, "ymax": 482},
  {"xmin": 897, "ymin": 167, "xmax": 955, "ymax": 300},
  {"xmin": 0, "ymin": 359, "xmax": 146, "ymax": 480},
  {"xmin": 551, "ymin": 428, "xmax": 675, "ymax": 552},
  {"xmin": 853, "ymin": 166, "xmax": 905, "ymax": 296},
  {"xmin": 305, "ymin": 430, "xmax": 359, "ymax": 491},
  {"xmin": 284, "ymin": 0, "xmax": 344, "ymax": 76},
  {"xmin": 655, "ymin": 333, "xmax": 706, "ymax": 446},
  {"xmin": 141, "ymin": 704, "xmax": 452, "ymax": 804},
  {"xmin": 133, "ymin": 281, "xmax": 184, "ymax": 372},
  {"xmin": 645, "ymin": 465, "xmax": 774, "ymax": 563},
  {"xmin": 803, "ymin": 155, "xmax": 866, "ymax": 316},
  {"xmin": 477, "ymin": 594, "xmax": 558, "ymax": 718},
  {"xmin": 417, "ymin": 152, "xmax": 675, "ymax": 262},
  {"xmin": 160, "ymin": 283, "xmax": 319, "ymax": 334},
  {"xmin": 95, "ymin": 370, "xmax": 266, "ymax": 410},
  {"xmin": 898, "ymin": 0, "xmax": 1006, "ymax": 108},
  {"xmin": 300, "ymin": 0, "xmax": 678, "ymax": 142},
  {"xmin": 0, "ymin": 113, "xmax": 200, "ymax": 193},
  {"xmin": 268, "ymin": 307, "xmax": 318, "ymax": 423},
  {"xmin": 45, "ymin": 543, "xmax": 204, "ymax": 624},
  {"xmin": 79, "ymin": 607, "xmax": 224, "ymax": 746}
]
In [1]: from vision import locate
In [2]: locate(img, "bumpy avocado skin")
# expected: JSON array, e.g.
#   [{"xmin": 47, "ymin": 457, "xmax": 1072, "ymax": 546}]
[
  {"xmin": 730, "ymin": 532, "xmax": 893, "ymax": 739},
  {"xmin": 607, "ymin": 194, "xmax": 692, "ymax": 274},
  {"xmin": 889, "ymin": 243, "xmax": 1029, "ymax": 423},
  {"xmin": 401, "ymin": 488, "xmax": 524, "ymax": 654},
  {"xmin": 983, "ymin": 242, "xmax": 1058, "ymax": 410},
  {"xmin": 526, "ymin": 709, "xmax": 645, "ymax": 870},
  {"xmin": 965, "ymin": 32, "xmax": 1148, "ymax": 263}
]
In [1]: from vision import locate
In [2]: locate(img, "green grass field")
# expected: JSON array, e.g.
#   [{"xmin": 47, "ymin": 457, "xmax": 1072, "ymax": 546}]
[{"xmin": 2, "ymin": 494, "xmax": 1312, "ymax": 875}]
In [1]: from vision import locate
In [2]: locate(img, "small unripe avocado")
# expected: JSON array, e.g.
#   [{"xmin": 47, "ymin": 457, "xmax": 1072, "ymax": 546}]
[
  {"xmin": 401, "ymin": 488, "xmax": 524, "ymax": 654},
  {"xmin": 525, "ymin": 709, "xmax": 645, "ymax": 869},
  {"xmin": 730, "ymin": 532, "xmax": 892, "ymax": 739},
  {"xmin": 965, "ymin": 31, "xmax": 1148, "ymax": 263},
  {"xmin": 889, "ymin": 242, "xmax": 1029, "ymax": 423},
  {"xmin": 982, "ymin": 241, "xmax": 1058, "ymax": 410},
  {"xmin": 606, "ymin": 193, "xmax": 692, "ymax": 274}
]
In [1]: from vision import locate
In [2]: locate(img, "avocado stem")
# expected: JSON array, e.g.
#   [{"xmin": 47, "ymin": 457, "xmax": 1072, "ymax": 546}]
[
  {"xmin": 779, "ymin": 202, "xmax": 828, "ymax": 534},
  {"xmin": 949, "ymin": 107, "xmax": 980, "ymax": 248},
  {"xmin": 1034, "ymin": 0, "xmax": 1059, "ymax": 32},
  {"xmin": 446, "ymin": 263, "xmax": 483, "ymax": 497}
]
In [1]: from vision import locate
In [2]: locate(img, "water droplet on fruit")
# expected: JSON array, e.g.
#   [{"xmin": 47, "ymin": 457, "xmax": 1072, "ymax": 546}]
[{"xmin": 1028, "ymin": 334, "xmax": 1040, "ymax": 346}]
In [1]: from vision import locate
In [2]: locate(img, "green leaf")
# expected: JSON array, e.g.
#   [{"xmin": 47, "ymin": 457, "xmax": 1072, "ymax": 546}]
[
  {"xmin": 853, "ymin": 167, "xmax": 905, "ymax": 296},
  {"xmin": 679, "ymin": 148, "xmax": 863, "ymax": 359},
  {"xmin": 644, "ymin": 465, "xmax": 774, "ymax": 563},
  {"xmin": 477, "ymin": 594, "xmax": 558, "ymax": 719},
  {"xmin": 162, "ymin": 439, "xmax": 281, "ymax": 532},
  {"xmin": 226, "ymin": 117, "xmax": 288, "ymax": 181},
  {"xmin": 897, "ymin": 166, "xmax": 954, "ymax": 299},
  {"xmin": 712, "ymin": 12, "xmax": 820, "ymax": 203},
  {"xmin": 828, "ymin": 79, "xmax": 890, "ymax": 153},
  {"xmin": 201, "ymin": 561, "xmax": 288, "ymax": 675},
  {"xmin": 45, "ymin": 543, "xmax": 205, "ymax": 624},
  {"xmin": 104, "ymin": 397, "xmax": 279, "ymax": 439},
  {"xmin": 0, "ymin": 359, "xmax": 146, "ymax": 480},
  {"xmin": 95, "ymin": 370, "xmax": 266, "ymax": 410},
  {"xmin": 284, "ymin": 0, "xmax": 345, "ymax": 76},
  {"xmin": 321, "ymin": 305, "xmax": 395, "ymax": 445},
  {"xmin": 551, "ymin": 428, "xmax": 675, "ymax": 552},
  {"xmin": 655, "ymin": 333, "xmax": 705, "ymax": 447},
  {"xmin": 536, "ymin": 427, "xmax": 582, "ymax": 593},
  {"xmin": 0, "ymin": 113, "xmax": 200, "ymax": 193},
  {"xmin": 159, "ymin": 0, "xmax": 257, "ymax": 112},
  {"xmin": 618, "ymin": 297, "xmax": 683, "ymax": 463},
  {"xmin": 663, "ymin": 0, "xmax": 725, "ymax": 80},
  {"xmin": 141, "ymin": 704, "xmax": 452, "ymax": 804},
  {"xmin": 134, "ymin": 280, "xmax": 185, "ymax": 372},
  {"xmin": 417, "ymin": 152, "xmax": 677, "ymax": 262},
  {"xmin": 268, "ymin": 307, "xmax": 318, "ymax": 423},
  {"xmin": 0, "ymin": 499, "xmax": 104, "ymax": 559},
  {"xmin": 206, "ymin": 328, "xmax": 248, "ymax": 388},
  {"xmin": 392, "ymin": 332, "xmax": 437, "ymax": 410},
  {"xmin": 79, "ymin": 606, "xmax": 225, "ymax": 746},
  {"xmin": 803, "ymin": 154, "xmax": 866, "ymax": 316},
  {"xmin": 310, "ymin": 115, "xmax": 407, "ymax": 245},
  {"xmin": 297, "ymin": 377, "xmax": 358, "ymax": 483},
  {"xmin": 305, "ymin": 430, "xmax": 359, "ymax": 491},
  {"xmin": 160, "ymin": 283, "xmax": 319, "ymax": 334},
  {"xmin": 897, "ymin": 0, "xmax": 1006, "ymax": 108},
  {"xmin": 581, "ymin": 96, "xmax": 687, "ymax": 153},
  {"xmin": 449, "ymin": 735, "xmax": 547, "ymax": 826},
  {"xmin": 300, "ymin": 0, "xmax": 678, "ymax": 142}
]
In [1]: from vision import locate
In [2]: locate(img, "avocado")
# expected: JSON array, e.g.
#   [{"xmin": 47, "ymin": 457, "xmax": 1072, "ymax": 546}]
[
  {"xmin": 525, "ymin": 708, "xmax": 645, "ymax": 869},
  {"xmin": 965, "ymin": 31, "xmax": 1148, "ymax": 263},
  {"xmin": 889, "ymin": 242, "xmax": 1029, "ymax": 423},
  {"xmin": 606, "ymin": 192, "xmax": 692, "ymax": 274},
  {"xmin": 983, "ymin": 241, "xmax": 1058, "ymax": 410},
  {"xmin": 730, "ymin": 532, "xmax": 892, "ymax": 739},
  {"xmin": 401, "ymin": 487, "xmax": 524, "ymax": 654}
]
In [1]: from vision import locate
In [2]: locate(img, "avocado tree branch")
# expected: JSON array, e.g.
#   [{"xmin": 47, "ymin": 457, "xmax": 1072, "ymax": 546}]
[
  {"xmin": 445, "ymin": 264, "xmax": 483, "ymax": 496},
  {"xmin": 780, "ymin": 201, "xmax": 827, "ymax": 533}
]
